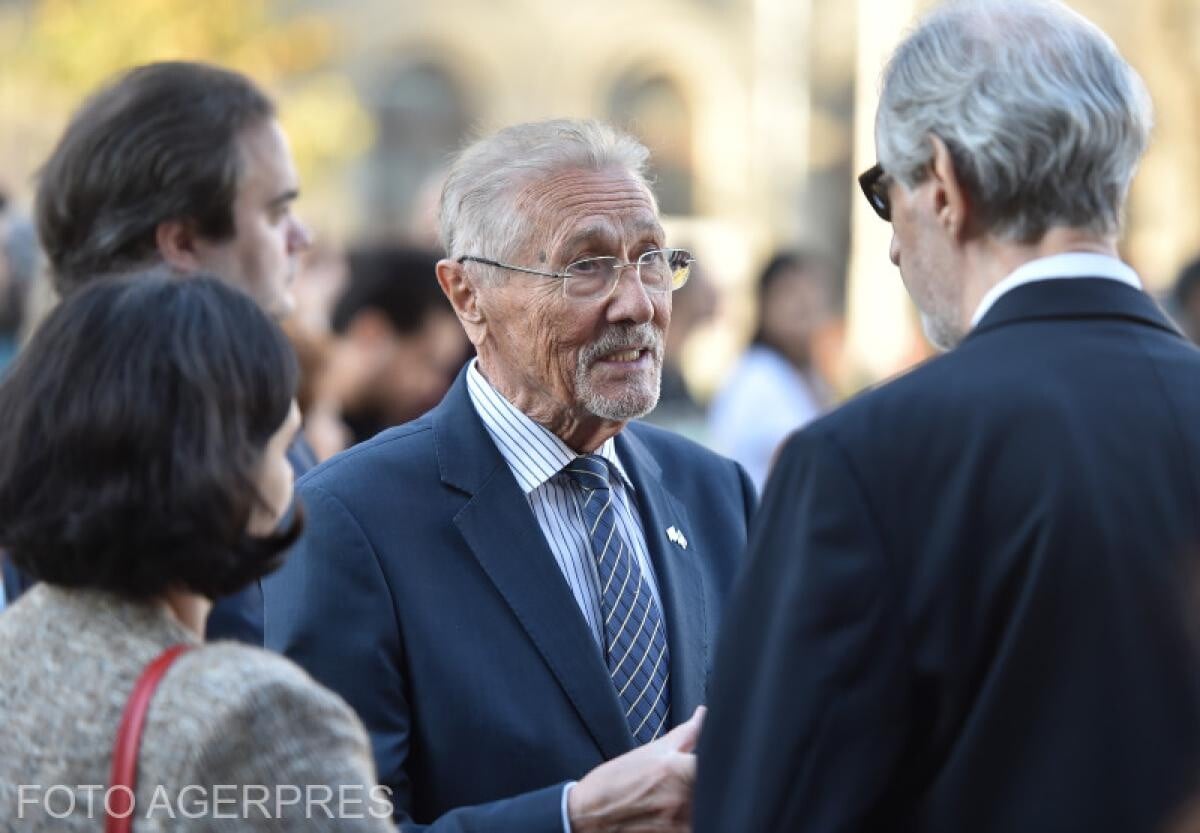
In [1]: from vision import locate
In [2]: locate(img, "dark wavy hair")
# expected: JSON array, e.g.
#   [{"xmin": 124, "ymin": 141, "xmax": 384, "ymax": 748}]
[
  {"xmin": 35, "ymin": 61, "xmax": 274, "ymax": 296},
  {"xmin": 0, "ymin": 271, "xmax": 301, "ymax": 600}
]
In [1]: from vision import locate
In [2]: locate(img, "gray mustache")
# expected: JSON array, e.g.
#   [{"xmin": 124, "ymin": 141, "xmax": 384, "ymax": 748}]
[{"xmin": 580, "ymin": 324, "xmax": 664, "ymax": 365}]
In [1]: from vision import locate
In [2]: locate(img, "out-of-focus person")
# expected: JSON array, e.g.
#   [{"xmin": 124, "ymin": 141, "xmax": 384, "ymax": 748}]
[
  {"xmin": 0, "ymin": 193, "xmax": 39, "ymax": 374},
  {"xmin": 697, "ymin": 2, "xmax": 1200, "ymax": 832},
  {"xmin": 0, "ymin": 199, "xmax": 44, "ymax": 611},
  {"xmin": 321, "ymin": 245, "xmax": 468, "ymax": 446},
  {"xmin": 640, "ymin": 258, "xmax": 716, "ymax": 438},
  {"xmin": 0, "ymin": 273, "xmax": 391, "ymax": 831},
  {"xmin": 34, "ymin": 61, "xmax": 313, "ymax": 643},
  {"xmin": 265, "ymin": 119, "xmax": 755, "ymax": 832},
  {"xmin": 1170, "ymin": 256, "xmax": 1200, "ymax": 344},
  {"xmin": 706, "ymin": 250, "xmax": 834, "ymax": 490}
]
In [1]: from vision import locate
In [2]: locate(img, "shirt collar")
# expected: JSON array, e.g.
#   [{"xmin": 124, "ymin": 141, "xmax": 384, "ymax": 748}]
[
  {"xmin": 970, "ymin": 252, "xmax": 1141, "ymax": 328},
  {"xmin": 466, "ymin": 359, "xmax": 633, "ymax": 495}
]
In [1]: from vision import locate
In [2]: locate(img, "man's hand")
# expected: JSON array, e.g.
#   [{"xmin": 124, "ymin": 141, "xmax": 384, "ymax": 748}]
[{"xmin": 568, "ymin": 706, "xmax": 706, "ymax": 833}]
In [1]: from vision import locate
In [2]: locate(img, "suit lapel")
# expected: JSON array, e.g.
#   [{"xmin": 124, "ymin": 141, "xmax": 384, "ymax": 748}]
[
  {"xmin": 616, "ymin": 427, "xmax": 709, "ymax": 725},
  {"xmin": 434, "ymin": 369, "xmax": 635, "ymax": 760}
]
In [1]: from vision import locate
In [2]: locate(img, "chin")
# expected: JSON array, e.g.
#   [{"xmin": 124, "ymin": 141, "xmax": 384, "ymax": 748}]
[
  {"xmin": 580, "ymin": 377, "xmax": 661, "ymax": 421},
  {"xmin": 919, "ymin": 313, "xmax": 963, "ymax": 352}
]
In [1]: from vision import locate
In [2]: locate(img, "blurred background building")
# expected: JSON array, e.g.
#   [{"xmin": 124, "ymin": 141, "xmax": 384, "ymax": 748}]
[{"xmin": 2, "ymin": 0, "xmax": 1199, "ymax": 402}]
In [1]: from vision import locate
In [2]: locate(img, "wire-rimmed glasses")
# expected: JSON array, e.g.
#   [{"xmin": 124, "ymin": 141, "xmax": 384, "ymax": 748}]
[{"xmin": 458, "ymin": 248, "xmax": 694, "ymax": 301}]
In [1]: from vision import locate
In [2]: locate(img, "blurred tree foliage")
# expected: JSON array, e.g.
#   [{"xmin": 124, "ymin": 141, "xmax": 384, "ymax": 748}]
[{"xmin": 0, "ymin": 0, "xmax": 373, "ymax": 206}]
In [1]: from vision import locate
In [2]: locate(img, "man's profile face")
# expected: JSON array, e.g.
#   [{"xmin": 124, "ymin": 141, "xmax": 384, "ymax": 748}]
[
  {"xmin": 479, "ymin": 166, "xmax": 670, "ymax": 426},
  {"xmin": 195, "ymin": 118, "xmax": 310, "ymax": 319},
  {"xmin": 886, "ymin": 168, "xmax": 964, "ymax": 351}
]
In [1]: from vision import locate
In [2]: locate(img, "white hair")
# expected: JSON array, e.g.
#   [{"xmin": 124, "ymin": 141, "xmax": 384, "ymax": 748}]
[
  {"xmin": 438, "ymin": 119, "xmax": 654, "ymax": 267},
  {"xmin": 876, "ymin": 0, "xmax": 1153, "ymax": 242}
]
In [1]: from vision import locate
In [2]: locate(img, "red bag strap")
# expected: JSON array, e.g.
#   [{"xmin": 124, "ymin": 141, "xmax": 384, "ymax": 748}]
[{"xmin": 106, "ymin": 644, "xmax": 192, "ymax": 833}]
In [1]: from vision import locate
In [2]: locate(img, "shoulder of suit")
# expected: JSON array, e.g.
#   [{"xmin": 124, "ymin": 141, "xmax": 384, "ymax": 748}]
[{"xmin": 794, "ymin": 338, "xmax": 1043, "ymax": 456}]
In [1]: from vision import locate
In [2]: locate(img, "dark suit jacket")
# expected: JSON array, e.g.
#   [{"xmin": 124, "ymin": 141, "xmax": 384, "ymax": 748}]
[
  {"xmin": 696, "ymin": 278, "xmax": 1200, "ymax": 833},
  {"xmin": 205, "ymin": 433, "xmax": 318, "ymax": 643},
  {"xmin": 264, "ymin": 368, "xmax": 755, "ymax": 831},
  {"xmin": 1, "ymin": 552, "xmax": 32, "ymax": 607}
]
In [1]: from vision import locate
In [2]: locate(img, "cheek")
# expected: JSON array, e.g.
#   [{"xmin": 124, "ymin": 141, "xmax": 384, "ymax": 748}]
[
  {"xmin": 655, "ymin": 296, "xmax": 671, "ymax": 330},
  {"xmin": 527, "ymin": 301, "xmax": 575, "ymax": 373}
]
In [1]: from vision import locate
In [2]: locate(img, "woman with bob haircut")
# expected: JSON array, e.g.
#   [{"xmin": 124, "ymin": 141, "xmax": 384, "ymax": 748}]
[{"xmin": 0, "ymin": 272, "xmax": 392, "ymax": 831}]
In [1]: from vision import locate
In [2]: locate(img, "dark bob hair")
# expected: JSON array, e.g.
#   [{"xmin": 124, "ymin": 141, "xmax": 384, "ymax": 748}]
[
  {"xmin": 36, "ymin": 61, "xmax": 274, "ymax": 297},
  {"xmin": 0, "ymin": 271, "xmax": 300, "ymax": 600}
]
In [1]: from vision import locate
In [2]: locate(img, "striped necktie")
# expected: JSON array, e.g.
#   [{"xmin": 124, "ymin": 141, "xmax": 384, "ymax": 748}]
[{"xmin": 564, "ymin": 454, "xmax": 670, "ymax": 745}]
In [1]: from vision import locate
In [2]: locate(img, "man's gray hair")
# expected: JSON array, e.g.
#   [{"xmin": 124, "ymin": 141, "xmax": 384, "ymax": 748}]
[
  {"xmin": 438, "ymin": 119, "xmax": 654, "ymax": 265},
  {"xmin": 877, "ymin": 0, "xmax": 1153, "ymax": 242}
]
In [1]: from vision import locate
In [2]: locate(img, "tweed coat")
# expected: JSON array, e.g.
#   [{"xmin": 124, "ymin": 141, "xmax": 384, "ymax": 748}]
[{"xmin": 0, "ymin": 585, "xmax": 392, "ymax": 831}]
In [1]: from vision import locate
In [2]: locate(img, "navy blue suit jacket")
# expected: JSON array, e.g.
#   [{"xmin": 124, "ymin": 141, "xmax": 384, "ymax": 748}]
[
  {"xmin": 205, "ymin": 434, "xmax": 318, "ymax": 643},
  {"xmin": 1, "ymin": 553, "xmax": 32, "ymax": 607},
  {"xmin": 264, "ymin": 369, "xmax": 755, "ymax": 831},
  {"xmin": 697, "ymin": 279, "xmax": 1200, "ymax": 832}
]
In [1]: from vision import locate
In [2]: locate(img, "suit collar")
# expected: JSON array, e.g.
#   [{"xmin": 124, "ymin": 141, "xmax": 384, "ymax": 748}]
[
  {"xmin": 970, "ymin": 254, "xmax": 1140, "ymax": 328},
  {"xmin": 967, "ymin": 277, "xmax": 1183, "ymax": 342},
  {"xmin": 431, "ymin": 365, "xmax": 508, "ymax": 496}
]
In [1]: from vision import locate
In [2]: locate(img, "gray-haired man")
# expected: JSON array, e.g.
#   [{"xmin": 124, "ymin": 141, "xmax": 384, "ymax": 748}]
[
  {"xmin": 265, "ymin": 119, "xmax": 755, "ymax": 832},
  {"xmin": 698, "ymin": 2, "xmax": 1200, "ymax": 831}
]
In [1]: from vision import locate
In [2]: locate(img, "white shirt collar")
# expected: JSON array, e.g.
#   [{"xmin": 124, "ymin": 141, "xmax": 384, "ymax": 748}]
[
  {"xmin": 465, "ymin": 359, "xmax": 633, "ymax": 495},
  {"xmin": 970, "ymin": 252, "xmax": 1141, "ymax": 328}
]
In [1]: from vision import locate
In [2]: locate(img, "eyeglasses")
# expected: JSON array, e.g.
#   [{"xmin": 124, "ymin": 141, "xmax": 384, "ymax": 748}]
[
  {"xmin": 458, "ymin": 248, "xmax": 694, "ymax": 301},
  {"xmin": 858, "ymin": 162, "xmax": 893, "ymax": 222}
]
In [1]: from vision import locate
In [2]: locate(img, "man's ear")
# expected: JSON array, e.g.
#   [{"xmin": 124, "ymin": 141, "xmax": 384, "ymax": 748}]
[
  {"xmin": 436, "ymin": 258, "xmax": 487, "ymax": 345},
  {"xmin": 927, "ymin": 135, "xmax": 971, "ymax": 241},
  {"xmin": 155, "ymin": 218, "xmax": 204, "ymax": 272}
]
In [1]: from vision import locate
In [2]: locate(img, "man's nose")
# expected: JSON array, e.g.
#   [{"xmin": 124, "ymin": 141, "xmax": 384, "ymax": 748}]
[
  {"xmin": 606, "ymin": 263, "xmax": 655, "ymax": 324},
  {"xmin": 288, "ymin": 217, "xmax": 313, "ymax": 255}
]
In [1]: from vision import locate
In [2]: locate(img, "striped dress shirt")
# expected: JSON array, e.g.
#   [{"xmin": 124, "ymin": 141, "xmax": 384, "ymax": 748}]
[{"xmin": 465, "ymin": 359, "xmax": 664, "ymax": 649}]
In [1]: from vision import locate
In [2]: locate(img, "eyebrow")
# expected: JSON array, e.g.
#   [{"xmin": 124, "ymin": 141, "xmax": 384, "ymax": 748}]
[{"xmin": 267, "ymin": 189, "xmax": 300, "ymax": 211}]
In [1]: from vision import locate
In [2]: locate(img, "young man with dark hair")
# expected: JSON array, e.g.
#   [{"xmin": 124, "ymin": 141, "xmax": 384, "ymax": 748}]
[
  {"xmin": 37, "ymin": 61, "xmax": 310, "ymax": 319},
  {"xmin": 14, "ymin": 61, "xmax": 313, "ymax": 642}
]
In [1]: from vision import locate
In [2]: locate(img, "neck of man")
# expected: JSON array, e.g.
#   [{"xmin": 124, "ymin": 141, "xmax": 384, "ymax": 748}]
[
  {"xmin": 476, "ymin": 355, "xmax": 625, "ymax": 455},
  {"xmin": 958, "ymin": 226, "xmax": 1120, "ymax": 331}
]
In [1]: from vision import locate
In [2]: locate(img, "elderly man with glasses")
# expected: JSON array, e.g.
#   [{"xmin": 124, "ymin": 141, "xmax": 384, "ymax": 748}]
[
  {"xmin": 696, "ymin": 2, "xmax": 1200, "ymax": 832},
  {"xmin": 264, "ymin": 119, "xmax": 755, "ymax": 832}
]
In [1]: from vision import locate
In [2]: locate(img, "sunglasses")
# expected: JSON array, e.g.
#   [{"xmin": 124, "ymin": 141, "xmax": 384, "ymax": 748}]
[{"xmin": 858, "ymin": 163, "xmax": 892, "ymax": 222}]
